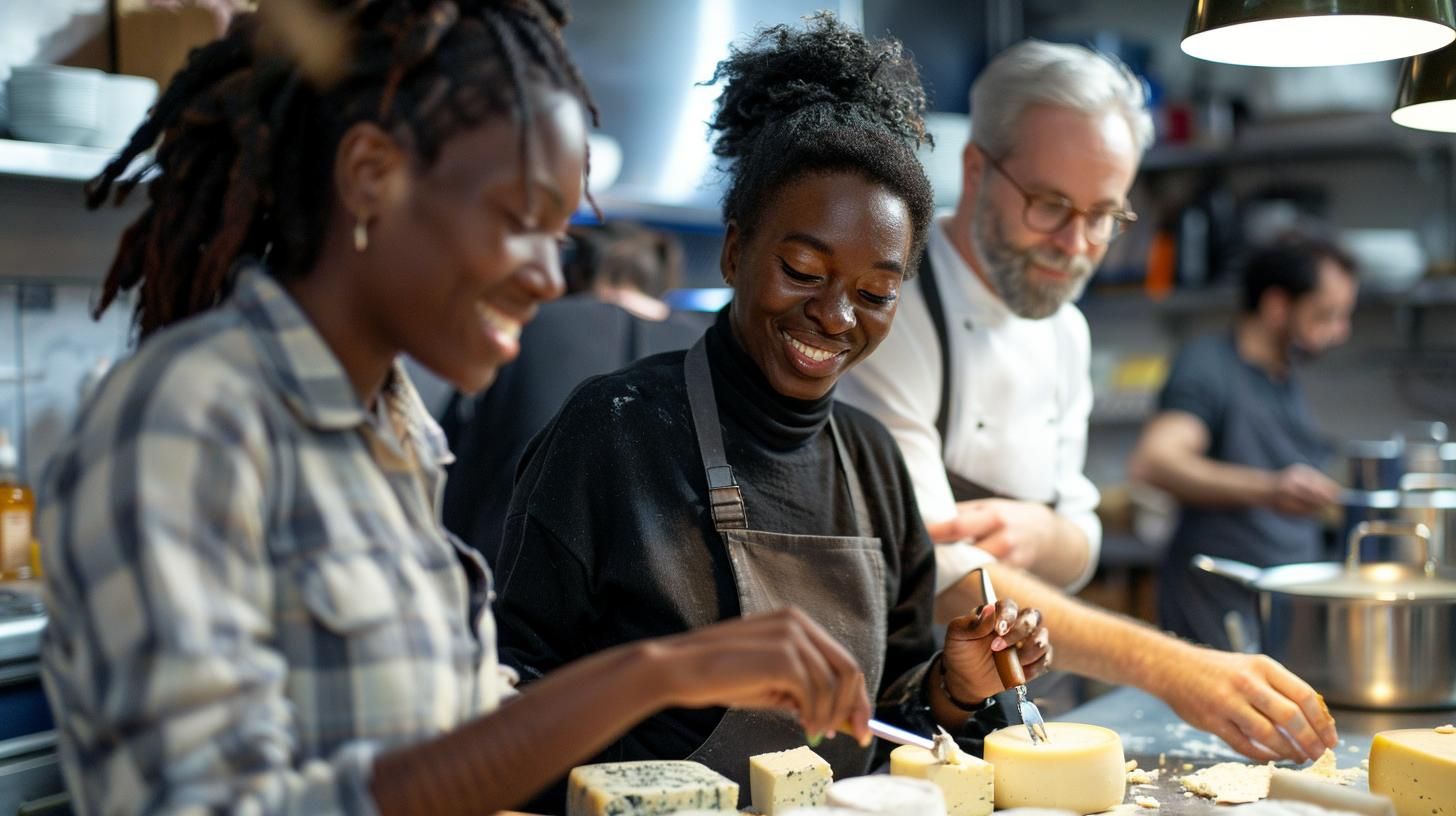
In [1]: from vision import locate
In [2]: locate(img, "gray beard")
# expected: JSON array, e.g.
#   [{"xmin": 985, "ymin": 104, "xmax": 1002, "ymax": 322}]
[{"xmin": 971, "ymin": 198, "xmax": 1095, "ymax": 320}]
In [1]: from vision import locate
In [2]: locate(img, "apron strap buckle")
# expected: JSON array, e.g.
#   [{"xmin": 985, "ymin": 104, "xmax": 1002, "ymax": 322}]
[{"xmin": 709, "ymin": 483, "xmax": 749, "ymax": 530}]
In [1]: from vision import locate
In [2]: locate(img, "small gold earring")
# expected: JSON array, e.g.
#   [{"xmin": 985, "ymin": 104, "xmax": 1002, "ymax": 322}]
[{"xmin": 353, "ymin": 219, "xmax": 369, "ymax": 252}]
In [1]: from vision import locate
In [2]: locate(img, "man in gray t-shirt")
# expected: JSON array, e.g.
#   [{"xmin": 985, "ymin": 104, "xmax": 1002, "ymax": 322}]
[{"xmin": 1129, "ymin": 233, "xmax": 1358, "ymax": 650}]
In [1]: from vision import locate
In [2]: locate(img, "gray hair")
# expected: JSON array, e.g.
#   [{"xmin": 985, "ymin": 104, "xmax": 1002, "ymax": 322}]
[{"xmin": 970, "ymin": 40, "xmax": 1154, "ymax": 159}]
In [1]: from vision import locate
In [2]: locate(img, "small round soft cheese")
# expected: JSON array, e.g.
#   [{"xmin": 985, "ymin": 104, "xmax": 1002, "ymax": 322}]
[
  {"xmin": 983, "ymin": 723, "xmax": 1126, "ymax": 813},
  {"xmin": 826, "ymin": 776, "xmax": 947, "ymax": 816}
]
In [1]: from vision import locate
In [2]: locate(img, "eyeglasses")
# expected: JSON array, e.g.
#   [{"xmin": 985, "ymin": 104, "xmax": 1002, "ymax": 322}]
[{"xmin": 983, "ymin": 153, "xmax": 1137, "ymax": 246}]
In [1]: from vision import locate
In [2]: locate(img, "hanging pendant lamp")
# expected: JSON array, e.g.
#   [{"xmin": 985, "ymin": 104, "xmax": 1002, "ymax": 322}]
[
  {"xmin": 1393, "ymin": 40, "xmax": 1456, "ymax": 130},
  {"xmin": 1182, "ymin": 0, "xmax": 1456, "ymax": 67}
]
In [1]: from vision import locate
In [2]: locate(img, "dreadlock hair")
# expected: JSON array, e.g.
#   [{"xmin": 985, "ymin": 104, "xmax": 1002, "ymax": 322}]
[
  {"xmin": 86, "ymin": 0, "xmax": 596, "ymax": 339},
  {"xmin": 707, "ymin": 12, "xmax": 935, "ymax": 270}
]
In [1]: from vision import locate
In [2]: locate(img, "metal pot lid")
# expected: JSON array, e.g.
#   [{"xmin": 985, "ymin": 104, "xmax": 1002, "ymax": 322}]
[
  {"xmin": 1262, "ymin": 561, "xmax": 1456, "ymax": 600},
  {"xmin": 1340, "ymin": 488, "xmax": 1456, "ymax": 509}
]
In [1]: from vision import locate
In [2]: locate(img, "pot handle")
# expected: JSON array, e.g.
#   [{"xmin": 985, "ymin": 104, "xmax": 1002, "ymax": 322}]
[
  {"xmin": 1399, "ymin": 472, "xmax": 1456, "ymax": 493},
  {"xmin": 1193, "ymin": 554, "xmax": 1264, "ymax": 588},
  {"xmin": 1346, "ymin": 520, "xmax": 1435, "ymax": 576}
]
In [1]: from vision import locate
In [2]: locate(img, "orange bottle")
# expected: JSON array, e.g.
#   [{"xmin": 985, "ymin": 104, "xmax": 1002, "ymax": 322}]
[{"xmin": 0, "ymin": 430, "xmax": 35, "ymax": 581}]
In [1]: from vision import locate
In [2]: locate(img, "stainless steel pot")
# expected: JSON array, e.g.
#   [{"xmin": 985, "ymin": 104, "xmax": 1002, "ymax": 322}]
[
  {"xmin": 1340, "ymin": 475, "xmax": 1456, "ymax": 566},
  {"xmin": 1343, "ymin": 438, "xmax": 1404, "ymax": 492},
  {"xmin": 1399, "ymin": 473, "xmax": 1456, "ymax": 565},
  {"xmin": 1196, "ymin": 521, "xmax": 1456, "ymax": 710}
]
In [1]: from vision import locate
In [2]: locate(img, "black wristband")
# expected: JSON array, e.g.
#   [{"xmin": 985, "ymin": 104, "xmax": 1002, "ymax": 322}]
[{"xmin": 937, "ymin": 653, "xmax": 991, "ymax": 713}]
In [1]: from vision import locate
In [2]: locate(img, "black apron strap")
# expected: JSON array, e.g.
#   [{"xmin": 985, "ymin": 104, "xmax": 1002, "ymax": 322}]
[
  {"xmin": 685, "ymin": 338, "xmax": 749, "ymax": 531},
  {"xmin": 827, "ymin": 416, "xmax": 874, "ymax": 539},
  {"xmin": 917, "ymin": 253, "xmax": 954, "ymax": 454}
]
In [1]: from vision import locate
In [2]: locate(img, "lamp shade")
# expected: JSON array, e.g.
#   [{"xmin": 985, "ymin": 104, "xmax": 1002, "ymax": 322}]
[
  {"xmin": 1393, "ymin": 40, "xmax": 1456, "ymax": 130},
  {"xmin": 1182, "ymin": 0, "xmax": 1456, "ymax": 67}
]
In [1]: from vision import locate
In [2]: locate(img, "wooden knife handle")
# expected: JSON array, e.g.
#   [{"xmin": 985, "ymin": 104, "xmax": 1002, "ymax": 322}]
[{"xmin": 993, "ymin": 645, "xmax": 1025, "ymax": 690}]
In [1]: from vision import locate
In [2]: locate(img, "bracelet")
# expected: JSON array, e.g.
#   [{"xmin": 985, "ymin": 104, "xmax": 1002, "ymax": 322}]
[{"xmin": 936, "ymin": 653, "xmax": 991, "ymax": 713}]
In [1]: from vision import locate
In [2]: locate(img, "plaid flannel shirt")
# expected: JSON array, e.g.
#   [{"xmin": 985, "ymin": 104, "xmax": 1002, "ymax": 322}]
[{"xmin": 38, "ymin": 267, "xmax": 514, "ymax": 815}]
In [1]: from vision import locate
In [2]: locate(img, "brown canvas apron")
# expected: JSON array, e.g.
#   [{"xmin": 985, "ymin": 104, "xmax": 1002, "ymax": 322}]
[{"xmin": 680, "ymin": 338, "xmax": 887, "ymax": 803}]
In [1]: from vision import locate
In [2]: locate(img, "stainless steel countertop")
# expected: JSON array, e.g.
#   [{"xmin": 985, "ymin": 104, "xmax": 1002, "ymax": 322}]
[{"xmin": 1054, "ymin": 685, "xmax": 1451, "ymax": 814}]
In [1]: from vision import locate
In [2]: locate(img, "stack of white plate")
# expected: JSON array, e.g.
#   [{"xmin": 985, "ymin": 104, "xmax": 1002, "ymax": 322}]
[
  {"xmin": 92, "ymin": 74, "xmax": 158, "ymax": 150},
  {"xmin": 6, "ymin": 64, "xmax": 104, "ymax": 146}
]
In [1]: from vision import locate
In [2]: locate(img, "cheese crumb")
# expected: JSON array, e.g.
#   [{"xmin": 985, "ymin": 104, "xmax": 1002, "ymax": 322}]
[
  {"xmin": 1181, "ymin": 763, "xmax": 1194, "ymax": 771},
  {"xmin": 1435, "ymin": 723, "xmax": 1456, "ymax": 734},
  {"xmin": 1299, "ymin": 748, "xmax": 1364, "ymax": 786},
  {"xmin": 1127, "ymin": 768, "xmax": 1161, "ymax": 786},
  {"xmin": 1135, "ymin": 796, "xmax": 1160, "ymax": 809},
  {"xmin": 1125, "ymin": 760, "xmax": 1138, "ymax": 772}
]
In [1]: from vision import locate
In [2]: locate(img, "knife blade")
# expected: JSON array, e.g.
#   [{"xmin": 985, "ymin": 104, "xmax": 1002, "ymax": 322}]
[
  {"xmin": 864, "ymin": 720, "xmax": 963, "ymax": 764},
  {"xmin": 974, "ymin": 568, "xmax": 1050, "ymax": 744}
]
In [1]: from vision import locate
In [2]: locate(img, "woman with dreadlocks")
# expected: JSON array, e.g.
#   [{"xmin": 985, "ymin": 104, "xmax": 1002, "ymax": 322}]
[
  {"xmin": 494, "ymin": 13, "xmax": 1052, "ymax": 811},
  {"xmin": 38, "ymin": 2, "xmax": 875, "ymax": 813}
]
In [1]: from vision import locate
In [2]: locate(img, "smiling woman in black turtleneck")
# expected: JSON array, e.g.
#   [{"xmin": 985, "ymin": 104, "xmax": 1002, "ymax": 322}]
[{"xmin": 494, "ymin": 13, "xmax": 1052, "ymax": 809}]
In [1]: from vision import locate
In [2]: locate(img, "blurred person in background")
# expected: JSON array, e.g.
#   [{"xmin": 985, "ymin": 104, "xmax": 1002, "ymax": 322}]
[
  {"xmin": 1131, "ymin": 232, "xmax": 1358, "ymax": 651},
  {"xmin": 441, "ymin": 220, "xmax": 705, "ymax": 563}
]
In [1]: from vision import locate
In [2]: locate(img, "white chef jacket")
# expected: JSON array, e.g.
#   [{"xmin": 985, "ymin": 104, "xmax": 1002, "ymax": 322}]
[{"xmin": 837, "ymin": 215, "xmax": 1101, "ymax": 594}]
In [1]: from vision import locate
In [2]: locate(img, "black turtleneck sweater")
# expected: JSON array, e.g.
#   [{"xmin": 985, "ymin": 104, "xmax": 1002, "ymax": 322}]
[{"xmin": 494, "ymin": 309, "xmax": 943, "ymax": 801}]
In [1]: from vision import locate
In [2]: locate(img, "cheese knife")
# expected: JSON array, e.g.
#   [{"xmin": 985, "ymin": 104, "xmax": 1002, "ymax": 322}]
[{"xmin": 973, "ymin": 567, "xmax": 1050, "ymax": 744}]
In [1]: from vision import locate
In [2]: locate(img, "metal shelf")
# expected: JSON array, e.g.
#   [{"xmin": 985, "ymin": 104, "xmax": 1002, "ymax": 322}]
[
  {"xmin": 1141, "ymin": 112, "xmax": 1456, "ymax": 173},
  {"xmin": 0, "ymin": 138, "xmax": 121, "ymax": 183}
]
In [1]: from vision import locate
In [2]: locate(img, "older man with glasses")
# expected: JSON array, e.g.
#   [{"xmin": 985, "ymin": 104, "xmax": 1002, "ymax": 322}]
[{"xmin": 838, "ymin": 40, "xmax": 1340, "ymax": 764}]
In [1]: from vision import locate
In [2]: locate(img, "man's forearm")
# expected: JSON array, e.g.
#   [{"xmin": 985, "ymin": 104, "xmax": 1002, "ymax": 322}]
[
  {"xmin": 1134, "ymin": 450, "xmax": 1274, "ymax": 509},
  {"xmin": 1031, "ymin": 513, "xmax": 1090, "ymax": 589},
  {"xmin": 937, "ymin": 564, "xmax": 1195, "ymax": 695}
]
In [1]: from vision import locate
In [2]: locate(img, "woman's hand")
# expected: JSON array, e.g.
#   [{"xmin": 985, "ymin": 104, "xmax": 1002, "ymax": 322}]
[
  {"xmin": 648, "ymin": 607, "xmax": 873, "ymax": 745},
  {"xmin": 941, "ymin": 600, "xmax": 1051, "ymax": 705}
]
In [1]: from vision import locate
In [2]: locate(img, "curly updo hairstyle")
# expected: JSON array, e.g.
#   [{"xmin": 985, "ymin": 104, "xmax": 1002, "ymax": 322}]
[
  {"xmin": 88, "ymin": 0, "xmax": 596, "ymax": 339},
  {"xmin": 707, "ymin": 12, "xmax": 935, "ymax": 267}
]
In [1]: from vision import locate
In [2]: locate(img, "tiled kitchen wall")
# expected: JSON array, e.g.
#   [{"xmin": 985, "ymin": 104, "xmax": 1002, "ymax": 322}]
[{"xmin": 0, "ymin": 280, "xmax": 131, "ymax": 485}]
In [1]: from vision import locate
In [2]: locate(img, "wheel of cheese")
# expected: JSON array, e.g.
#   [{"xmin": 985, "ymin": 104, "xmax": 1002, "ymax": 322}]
[
  {"xmin": 1368, "ymin": 726, "xmax": 1456, "ymax": 815},
  {"xmin": 983, "ymin": 722, "xmax": 1126, "ymax": 814},
  {"xmin": 825, "ymin": 775, "xmax": 947, "ymax": 816}
]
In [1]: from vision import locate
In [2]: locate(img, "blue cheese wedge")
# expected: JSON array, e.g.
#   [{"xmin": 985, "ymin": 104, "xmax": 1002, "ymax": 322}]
[
  {"xmin": 566, "ymin": 760, "xmax": 738, "ymax": 816},
  {"xmin": 749, "ymin": 746, "xmax": 833, "ymax": 814}
]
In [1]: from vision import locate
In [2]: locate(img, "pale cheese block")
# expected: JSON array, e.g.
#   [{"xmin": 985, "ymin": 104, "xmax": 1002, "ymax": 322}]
[
  {"xmin": 1368, "ymin": 727, "xmax": 1456, "ymax": 816},
  {"xmin": 567, "ymin": 760, "xmax": 738, "ymax": 816},
  {"xmin": 889, "ymin": 744, "xmax": 994, "ymax": 816},
  {"xmin": 749, "ymin": 746, "xmax": 833, "ymax": 815},
  {"xmin": 983, "ymin": 722, "xmax": 1125, "ymax": 813},
  {"xmin": 825, "ymin": 775, "xmax": 948, "ymax": 815}
]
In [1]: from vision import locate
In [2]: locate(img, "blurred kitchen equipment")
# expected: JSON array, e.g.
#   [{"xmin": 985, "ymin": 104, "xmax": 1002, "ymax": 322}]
[
  {"xmin": 1341, "ymin": 228, "xmax": 1427, "ymax": 291},
  {"xmin": 1399, "ymin": 420, "xmax": 1452, "ymax": 474},
  {"xmin": 1247, "ymin": 63, "xmax": 1399, "ymax": 117},
  {"xmin": 1196, "ymin": 521, "xmax": 1456, "ymax": 709},
  {"xmin": 1181, "ymin": 0, "xmax": 1456, "ymax": 68},
  {"xmin": 1343, "ymin": 437, "xmax": 1405, "ymax": 492},
  {"xmin": 1400, "ymin": 472, "xmax": 1456, "ymax": 564},
  {"xmin": 0, "ymin": 585, "xmax": 61, "ymax": 814},
  {"xmin": 5, "ymin": 65, "xmax": 102, "ymax": 146},
  {"xmin": 90, "ymin": 74, "xmax": 158, "ymax": 151}
]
